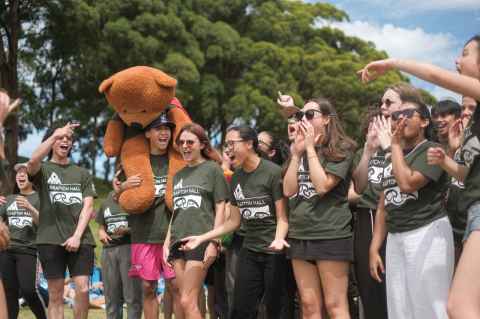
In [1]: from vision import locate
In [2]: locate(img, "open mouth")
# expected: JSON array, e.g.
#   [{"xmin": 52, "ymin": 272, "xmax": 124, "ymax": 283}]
[{"xmin": 60, "ymin": 144, "xmax": 70, "ymax": 151}]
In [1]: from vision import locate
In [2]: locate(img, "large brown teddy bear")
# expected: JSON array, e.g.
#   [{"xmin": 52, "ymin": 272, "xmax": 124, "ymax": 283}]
[{"xmin": 99, "ymin": 66, "xmax": 191, "ymax": 214}]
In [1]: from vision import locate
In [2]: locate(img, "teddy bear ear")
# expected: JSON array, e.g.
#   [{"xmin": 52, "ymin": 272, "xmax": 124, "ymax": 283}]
[
  {"xmin": 154, "ymin": 73, "xmax": 177, "ymax": 89},
  {"xmin": 99, "ymin": 77, "xmax": 114, "ymax": 93}
]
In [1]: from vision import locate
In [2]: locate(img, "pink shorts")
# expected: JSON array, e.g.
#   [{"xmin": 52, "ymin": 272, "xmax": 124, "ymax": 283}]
[{"xmin": 128, "ymin": 243, "xmax": 175, "ymax": 281}]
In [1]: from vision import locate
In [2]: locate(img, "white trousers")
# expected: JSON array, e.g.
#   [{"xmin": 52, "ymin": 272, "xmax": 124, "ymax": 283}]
[{"xmin": 386, "ymin": 216, "xmax": 454, "ymax": 319}]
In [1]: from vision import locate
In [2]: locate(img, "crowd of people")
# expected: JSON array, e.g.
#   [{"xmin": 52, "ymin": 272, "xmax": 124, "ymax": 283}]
[{"xmin": 0, "ymin": 33, "xmax": 479, "ymax": 319}]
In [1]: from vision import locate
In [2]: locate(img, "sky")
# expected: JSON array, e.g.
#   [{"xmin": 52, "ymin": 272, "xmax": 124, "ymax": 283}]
[
  {"xmin": 316, "ymin": 0, "xmax": 480, "ymax": 100},
  {"xmin": 17, "ymin": 1, "xmax": 480, "ymax": 174}
]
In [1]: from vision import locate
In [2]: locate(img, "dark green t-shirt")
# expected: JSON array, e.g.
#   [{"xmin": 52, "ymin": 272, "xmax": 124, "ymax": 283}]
[
  {"xmin": 230, "ymin": 159, "xmax": 283, "ymax": 254},
  {"xmin": 446, "ymin": 149, "xmax": 467, "ymax": 239},
  {"xmin": 458, "ymin": 104, "xmax": 480, "ymax": 213},
  {"xmin": 129, "ymin": 155, "xmax": 171, "ymax": 244},
  {"xmin": 32, "ymin": 162, "xmax": 97, "ymax": 246},
  {"xmin": 96, "ymin": 191, "xmax": 130, "ymax": 247},
  {"xmin": 382, "ymin": 140, "xmax": 447, "ymax": 233},
  {"xmin": 0, "ymin": 192, "xmax": 39, "ymax": 254},
  {"xmin": 288, "ymin": 152, "xmax": 354, "ymax": 240},
  {"xmin": 353, "ymin": 148, "xmax": 386, "ymax": 210},
  {"xmin": 170, "ymin": 160, "xmax": 229, "ymax": 245}
]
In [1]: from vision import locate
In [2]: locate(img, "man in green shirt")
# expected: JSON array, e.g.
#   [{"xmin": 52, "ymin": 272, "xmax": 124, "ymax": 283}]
[
  {"xmin": 116, "ymin": 112, "xmax": 183, "ymax": 319},
  {"xmin": 26, "ymin": 121, "xmax": 97, "ymax": 319}
]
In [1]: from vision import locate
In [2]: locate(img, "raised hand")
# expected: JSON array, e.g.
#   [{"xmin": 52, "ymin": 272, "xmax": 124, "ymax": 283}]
[
  {"xmin": 427, "ymin": 147, "xmax": 447, "ymax": 166},
  {"xmin": 448, "ymin": 119, "xmax": 463, "ymax": 152},
  {"xmin": 53, "ymin": 122, "xmax": 80, "ymax": 140},
  {"xmin": 277, "ymin": 91, "xmax": 295, "ymax": 108},
  {"xmin": 391, "ymin": 117, "xmax": 407, "ymax": 145},
  {"xmin": 290, "ymin": 123, "xmax": 306, "ymax": 157},
  {"xmin": 0, "ymin": 91, "xmax": 21, "ymax": 125},
  {"xmin": 373, "ymin": 116, "xmax": 392, "ymax": 151},
  {"xmin": 358, "ymin": 59, "xmax": 396, "ymax": 83}
]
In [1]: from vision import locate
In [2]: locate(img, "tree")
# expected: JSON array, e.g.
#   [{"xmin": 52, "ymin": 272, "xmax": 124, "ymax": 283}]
[{"xmin": 17, "ymin": 0, "xmax": 430, "ymax": 178}]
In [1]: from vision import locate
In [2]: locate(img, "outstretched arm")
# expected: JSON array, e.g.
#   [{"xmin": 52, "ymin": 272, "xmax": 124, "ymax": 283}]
[{"xmin": 359, "ymin": 58, "xmax": 480, "ymax": 101}]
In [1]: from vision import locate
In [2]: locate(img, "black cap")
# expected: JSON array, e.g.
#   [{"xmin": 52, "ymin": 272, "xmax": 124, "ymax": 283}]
[{"xmin": 145, "ymin": 112, "xmax": 175, "ymax": 131}]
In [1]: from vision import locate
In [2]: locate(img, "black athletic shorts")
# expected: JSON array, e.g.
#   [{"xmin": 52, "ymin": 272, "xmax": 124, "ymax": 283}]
[
  {"xmin": 169, "ymin": 241, "xmax": 210, "ymax": 262},
  {"xmin": 37, "ymin": 244, "xmax": 94, "ymax": 279}
]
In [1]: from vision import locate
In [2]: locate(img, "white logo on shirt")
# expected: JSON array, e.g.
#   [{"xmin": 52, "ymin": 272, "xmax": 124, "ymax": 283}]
[
  {"xmin": 47, "ymin": 172, "xmax": 83, "ymax": 206},
  {"xmin": 104, "ymin": 207, "xmax": 112, "ymax": 217},
  {"xmin": 6, "ymin": 201, "xmax": 33, "ymax": 229},
  {"xmin": 234, "ymin": 184, "xmax": 245, "ymax": 200},
  {"xmin": 383, "ymin": 163, "xmax": 418, "ymax": 206},
  {"xmin": 48, "ymin": 172, "xmax": 62, "ymax": 184}
]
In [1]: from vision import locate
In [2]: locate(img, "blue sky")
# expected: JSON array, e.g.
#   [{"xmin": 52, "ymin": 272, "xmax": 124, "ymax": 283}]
[
  {"xmin": 317, "ymin": 0, "xmax": 480, "ymax": 99},
  {"xmin": 18, "ymin": 1, "xmax": 480, "ymax": 174}
]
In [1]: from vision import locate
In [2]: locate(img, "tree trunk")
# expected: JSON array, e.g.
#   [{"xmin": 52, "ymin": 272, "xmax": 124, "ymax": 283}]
[{"xmin": 0, "ymin": 0, "xmax": 21, "ymax": 194}]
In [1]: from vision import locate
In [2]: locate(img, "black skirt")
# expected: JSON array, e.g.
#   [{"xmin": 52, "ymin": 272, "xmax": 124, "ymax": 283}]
[{"xmin": 286, "ymin": 237, "xmax": 353, "ymax": 262}]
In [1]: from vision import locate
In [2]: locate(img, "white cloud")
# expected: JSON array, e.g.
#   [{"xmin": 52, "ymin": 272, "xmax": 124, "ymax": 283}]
[
  {"xmin": 347, "ymin": 0, "xmax": 479, "ymax": 11},
  {"xmin": 325, "ymin": 20, "xmax": 459, "ymax": 69}
]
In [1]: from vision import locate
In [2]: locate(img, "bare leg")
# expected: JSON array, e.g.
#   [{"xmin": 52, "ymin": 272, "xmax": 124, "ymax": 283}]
[
  {"xmin": 72, "ymin": 275, "xmax": 90, "ymax": 319},
  {"xmin": 47, "ymin": 278, "xmax": 66, "ymax": 319},
  {"xmin": 292, "ymin": 259, "xmax": 323, "ymax": 319},
  {"xmin": 142, "ymin": 280, "xmax": 159, "ymax": 319},
  {"xmin": 448, "ymin": 231, "xmax": 480, "ymax": 319},
  {"xmin": 316, "ymin": 261, "xmax": 350, "ymax": 319}
]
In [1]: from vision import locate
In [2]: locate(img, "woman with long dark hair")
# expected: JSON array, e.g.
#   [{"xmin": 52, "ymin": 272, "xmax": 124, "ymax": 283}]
[{"xmin": 283, "ymin": 97, "xmax": 357, "ymax": 319}]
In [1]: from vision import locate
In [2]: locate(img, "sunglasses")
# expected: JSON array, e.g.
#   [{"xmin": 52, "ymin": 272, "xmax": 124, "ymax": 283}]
[
  {"xmin": 177, "ymin": 139, "xmax": 195, "ymax": 146},
  {"xmin": 293, "ymin": 109, "xmax": 323, "ymax": 121},
  {"xmin": 391, "ymin": 108, "xmax": 418, "ymax": 121}
]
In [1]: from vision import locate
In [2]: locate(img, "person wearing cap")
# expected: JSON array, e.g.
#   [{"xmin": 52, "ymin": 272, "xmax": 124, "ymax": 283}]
[
  {"xmin": 0, "ymin": 163, "xmax": 47, "ymax": 319},
  {"xmin": 115, "ymin": 112, "xmax": 183, "ymax": 319},
  {"xmin": 26, "ymin": 121, "xmax": 97, "ymax": 319}
]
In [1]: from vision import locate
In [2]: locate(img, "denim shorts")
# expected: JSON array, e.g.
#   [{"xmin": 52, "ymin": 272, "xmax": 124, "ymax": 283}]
[{"xmin": 463, "ymin": 202, "xmax": 480, "ymax": 242}]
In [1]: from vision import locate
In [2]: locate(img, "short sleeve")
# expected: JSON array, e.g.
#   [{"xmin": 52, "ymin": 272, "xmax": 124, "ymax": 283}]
[
  {"xmin": 0, "ymin": 199, "xmax": 6, "ymax": 219},
  {"xmin": 271, "ymin": 166, "xmax": 284, "ymax": 202},
  {"xmin": 213, "ymin": 165, "xmax": 230, "ymax": 203},
  {"xmin": 411, "ymin": 146, "xmax": 444, "ymax": 182},
  {"xmin": 30, "ymin": 164, "xmax": 45, "ymax": 190},
  {"xmin": 229, "ymin": 174, "xmax": 238, "ymax": 206},
  {"xmin": 82, "ymin": 170, "xmax": 98, "ymax": 199},
  {"xmin": 324, "ymin": 153, "xmax": 354, "ymax": 180}
]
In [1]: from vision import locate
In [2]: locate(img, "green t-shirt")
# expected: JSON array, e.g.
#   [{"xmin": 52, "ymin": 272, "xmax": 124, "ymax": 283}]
[
  {"xmin": 288, "ymin": 152, "xmax": 354, "ymax": 240},
  {"xmin": 170, "ymin": 160, "xmax": 229, "ymax": 245},
  {"xmin": 230, "ymin": 159, "xmax": 283, "ymax": 254},
  {"xmin": 96, "ymin": 191, "xmax": 130, "ymax": 247},
  {"xmin": 128, "ymin": 155, "xmax": 171, "ymax": 244},
  {"xmin": 32, "ymin": 162, "xmax": 97, "ymax": 246},
  {"xmin": 446, "ymin": 149, "xmax": 467, "ymax": 239},
  {"xmin": 353, "ymin": 148, "xmax": 386, "ymax": 210},
  {"xmin": 382, "ymin": 140, "xmax": 447, "ymax": 233},
  {"xmin": 0, "ymin": 192, "xmax": 39, "ymax": 254},
  {"xmin": 458, "ymin": 104, "xmax": 480, "ymax": 213}
]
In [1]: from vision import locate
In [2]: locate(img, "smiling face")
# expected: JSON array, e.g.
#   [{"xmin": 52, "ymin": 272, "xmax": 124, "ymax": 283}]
[
  {"xmin": 178, "ymin": 131, "xmax": 204, "ymax": 164},
  {"xmin": 15, "ymin": 167, "xmax": 32, "ymax": 192},
  {"xmin": 432, "ymin": 112, "xmax": 457, "ymax": 140},
  {"xmin": 380, "ymin": 89, "xmax": 403, "ymax": 117},
  {"xmin": 456, "ymin": 40, "xmax": 480, "ymax": 79},
  {"xmin": 224, "ymin": 130, "xmax": 250, "ymax": 168},
  {"xmin": 145, "ymin": 125, "xmax": 172, "ymax": 154},
  {"xmin": 52, "ymin": 134, "xmax": 73, "ymax": 161}
]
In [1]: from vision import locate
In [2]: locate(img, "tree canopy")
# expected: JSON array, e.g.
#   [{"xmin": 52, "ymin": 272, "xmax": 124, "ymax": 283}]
[{"xmin": 1, "ymin": 0, "xmax": 427, "ymax": 178}]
